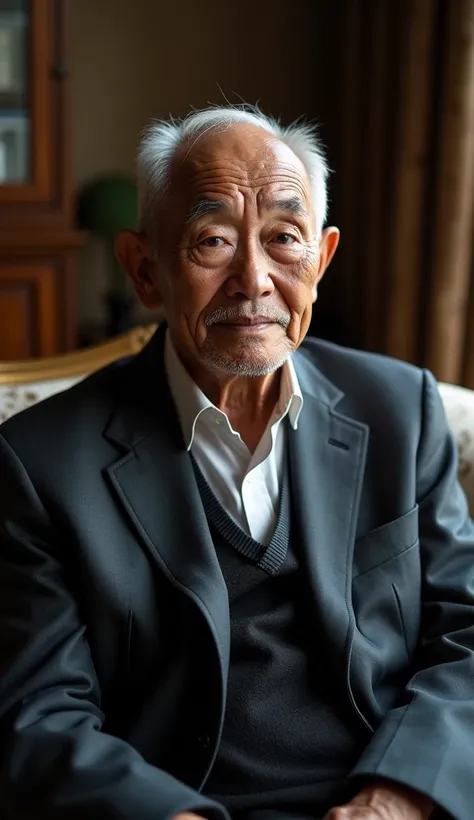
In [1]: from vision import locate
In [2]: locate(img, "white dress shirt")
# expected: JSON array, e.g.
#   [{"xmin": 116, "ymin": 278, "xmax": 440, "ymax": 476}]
[{"xmin": 165, "ymin": 331, "xmax": 303, "ymax": 545}]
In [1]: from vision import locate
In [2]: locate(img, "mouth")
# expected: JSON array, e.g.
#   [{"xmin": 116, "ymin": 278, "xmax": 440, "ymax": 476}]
[{"xmin": 215, "ymin": 316, "xmax": 278, "ymax": 332}]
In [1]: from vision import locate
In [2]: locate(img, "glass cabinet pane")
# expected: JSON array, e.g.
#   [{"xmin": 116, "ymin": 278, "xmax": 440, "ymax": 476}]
[{"xmin": 0, "ymin": 0, "xmax": 30, "ymax": 184}]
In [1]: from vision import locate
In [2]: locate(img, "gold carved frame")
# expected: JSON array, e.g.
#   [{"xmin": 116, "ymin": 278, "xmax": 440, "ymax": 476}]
[{"xmin": 0, "ymin": 324, "xmax": 158, "ymax": 386}]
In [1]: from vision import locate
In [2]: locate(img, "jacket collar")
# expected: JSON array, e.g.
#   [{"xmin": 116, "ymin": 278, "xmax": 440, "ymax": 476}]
[{"xmin": 104, "ymin": 323, "xmax": 345, "ymax": 451}]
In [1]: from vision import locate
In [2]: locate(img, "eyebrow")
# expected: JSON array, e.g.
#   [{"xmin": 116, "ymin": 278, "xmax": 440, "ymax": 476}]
[
  {"xmin": 185, "ymin": 198, "xmax": 228, "ymax": 223},
  {"xmin": 262, "ymin": 196, "xmax": 308, "ymax": 218},
  {"xmin": 185, "ymin": 194, "xmax": 308, "ymax": 224}
]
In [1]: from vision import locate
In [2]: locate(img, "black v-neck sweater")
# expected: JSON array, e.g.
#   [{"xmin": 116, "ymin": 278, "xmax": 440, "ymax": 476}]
[{"xmin": 192, "ymin": 459, "xmax": 366, "ymax": 819}]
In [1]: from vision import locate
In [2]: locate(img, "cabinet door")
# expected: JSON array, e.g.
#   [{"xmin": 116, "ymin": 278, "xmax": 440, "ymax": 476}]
[
  {"xmin": 0, "ymin": 0, "xmax": 69, "ymax": 226},
  {"xmin": 0, "ymin": 260, "xmax": 60, "ymax": 358}
]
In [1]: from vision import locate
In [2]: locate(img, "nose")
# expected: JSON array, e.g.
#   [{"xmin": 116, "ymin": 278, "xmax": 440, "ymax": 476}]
[{"xmin": 224, "ymin": 247, "xmax": 275, "ymax": 300}]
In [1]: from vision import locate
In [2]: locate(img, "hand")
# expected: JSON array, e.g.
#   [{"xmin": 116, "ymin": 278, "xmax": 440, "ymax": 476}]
[
  {"xmin": 172, "ymin": 815, "xmax": 207, "ymax": 820},
  {"xmin": 322, "ymin": 780, "xmax": 435, "ymax": 819}
]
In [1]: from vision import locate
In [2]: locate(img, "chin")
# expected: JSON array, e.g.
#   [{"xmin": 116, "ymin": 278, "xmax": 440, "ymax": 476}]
[{"xmin": 200, "ymin": 347, "xmax": 290, "ymax": 377}]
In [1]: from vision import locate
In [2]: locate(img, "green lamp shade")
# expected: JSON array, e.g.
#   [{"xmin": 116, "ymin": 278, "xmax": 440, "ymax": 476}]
[
  {"xmin": 77, "ymin": 174, "xmax": 139, "ymax": 294},
  {"xmin": 77, "ymin": 174, "xmax": 138, "ymax": 237}
]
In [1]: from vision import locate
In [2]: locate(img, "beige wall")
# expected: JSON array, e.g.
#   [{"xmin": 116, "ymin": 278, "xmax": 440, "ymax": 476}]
[{"xmin": 71, "ymin": 0, "xmax": 330, "ymax": 326}]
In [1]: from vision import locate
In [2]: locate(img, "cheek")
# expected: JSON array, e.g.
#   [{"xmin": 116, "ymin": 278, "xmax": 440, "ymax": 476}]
[
  {"xmin": 183, "ymin": 269, "xmax": 224, "ymax": 310},
  {"xmin": 277, "ymin": 259, "xmax": 318, "ymax": 312},
  {"xmin": 165, "ymin": 263, "xmax": 224, "ymax": 335},
  {"xmin": 275, "ymin": 261, "xmax": 318, "ymax": 341}
]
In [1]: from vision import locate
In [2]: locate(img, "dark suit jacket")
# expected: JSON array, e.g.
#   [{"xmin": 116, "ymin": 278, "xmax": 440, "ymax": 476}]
[{"xmin": 1, "ymin": 326, "xmax": 474, "ymax": 820}]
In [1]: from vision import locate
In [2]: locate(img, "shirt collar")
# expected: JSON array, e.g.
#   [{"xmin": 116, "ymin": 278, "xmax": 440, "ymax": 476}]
[{"xmin": 164, "ymin": 329, "xmax": 304, "ymax": 450}]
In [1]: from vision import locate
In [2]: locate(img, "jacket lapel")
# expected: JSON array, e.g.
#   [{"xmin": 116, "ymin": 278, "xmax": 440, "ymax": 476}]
[
  {"xmin": 103, "ymin": 327, "xmax": 230, "ymax": 691},
  {"xmin": 291, "ymin": 348, "xmax": 370, "ymax": 712}
]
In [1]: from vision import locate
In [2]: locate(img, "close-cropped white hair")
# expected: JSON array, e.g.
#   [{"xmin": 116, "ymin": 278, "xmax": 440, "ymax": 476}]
[{"xmin": 137, "ymin": 105, "xmax": 330, "ymax": 239}]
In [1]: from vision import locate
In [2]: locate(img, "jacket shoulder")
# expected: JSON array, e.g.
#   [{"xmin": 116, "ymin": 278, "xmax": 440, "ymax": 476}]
[{"xmin": 300, "ymin": 336, "xmax": 425, "ymax": 395}]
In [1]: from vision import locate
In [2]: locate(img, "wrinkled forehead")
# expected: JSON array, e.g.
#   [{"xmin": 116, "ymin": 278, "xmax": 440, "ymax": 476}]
[{"xmin": 169, "ymin": 123, "xmax": 312, "ymax": 208}]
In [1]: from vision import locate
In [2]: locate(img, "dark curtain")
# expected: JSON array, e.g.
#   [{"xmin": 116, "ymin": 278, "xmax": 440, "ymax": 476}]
[{"xmin": 315, "ymin": 0, "xmax": 474, "ymax": 387}]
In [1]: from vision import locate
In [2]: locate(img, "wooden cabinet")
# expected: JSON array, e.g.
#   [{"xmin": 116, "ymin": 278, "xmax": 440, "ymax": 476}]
[{"xmin": 0, "ymin": 0, "xmax": 82, "ymax": 360}]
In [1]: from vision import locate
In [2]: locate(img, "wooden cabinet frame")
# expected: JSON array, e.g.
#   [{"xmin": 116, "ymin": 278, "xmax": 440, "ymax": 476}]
[{"xmin": 0, "ymin": 0, "xmax": 82, "ymax": 359}]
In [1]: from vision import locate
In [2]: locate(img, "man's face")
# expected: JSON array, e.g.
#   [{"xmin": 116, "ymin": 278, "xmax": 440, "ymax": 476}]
[{"xmin": 119, "ymin": 123, "xmax": 339, "ymax": 378}]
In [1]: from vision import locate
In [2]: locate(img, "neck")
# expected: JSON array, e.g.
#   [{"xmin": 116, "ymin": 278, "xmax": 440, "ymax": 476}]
[{"xmin": 194, "ymin": 365, "xmax": 281, "ymax": 453}]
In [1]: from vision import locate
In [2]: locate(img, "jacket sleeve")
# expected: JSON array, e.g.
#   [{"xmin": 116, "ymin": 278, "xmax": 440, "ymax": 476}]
[
  {"xmin": 350, "ymin": 369, "xmax": 474, "ymax": 820},
  {"xmin": 0, "ymin": 433, "xmax": 229, "ymax": 820}
]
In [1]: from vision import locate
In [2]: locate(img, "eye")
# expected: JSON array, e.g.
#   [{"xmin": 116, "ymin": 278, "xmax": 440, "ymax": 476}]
[
  {"xmin": 272, "ymin": 233, "xmax": 297, "ymax": 245},
  {"xmin": 199, "ymin": 236, "xmax": 226, "ymax": 248}
]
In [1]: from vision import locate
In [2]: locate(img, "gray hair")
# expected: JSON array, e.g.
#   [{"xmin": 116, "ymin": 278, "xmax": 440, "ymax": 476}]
[{"xmin": 137, "ymin": 105, "xmax": 330, "ymax": 239}]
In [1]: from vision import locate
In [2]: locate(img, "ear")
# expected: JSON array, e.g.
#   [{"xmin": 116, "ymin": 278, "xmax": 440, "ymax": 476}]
[
  {"xmin": 311, "ymin": 226, "xmax": 340, "ymax": 303},
  {"xmin": 114, "ymin": 230, "xmax": 163, "ymax": 311}
]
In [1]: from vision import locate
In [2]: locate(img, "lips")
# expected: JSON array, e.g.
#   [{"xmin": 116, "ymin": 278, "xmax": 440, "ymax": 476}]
[{"xmin": 218, "ymin": 316, "xmax": 274, "ymax": 326}]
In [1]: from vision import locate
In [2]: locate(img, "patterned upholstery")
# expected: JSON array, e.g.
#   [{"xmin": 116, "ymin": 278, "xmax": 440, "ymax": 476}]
[
  {"xmin": 0, "ymin": 378, "xmax": 82, "ymax": 424},
  {"xmin": 438, "ymin": 383, "xmax": 474, "ymax": 514},
  {"xmin": 0, "ymin": 352, "xmax": 473, "ymax": 515},
  {"xmin": 0, "ymin": 324, "xmax": 158, "ymax": 425}
]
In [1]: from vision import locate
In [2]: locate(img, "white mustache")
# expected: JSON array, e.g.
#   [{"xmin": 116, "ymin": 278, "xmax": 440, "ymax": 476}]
[{"xmin": 206, "ymin": 304, "xmax": 291, "ymax": 328}]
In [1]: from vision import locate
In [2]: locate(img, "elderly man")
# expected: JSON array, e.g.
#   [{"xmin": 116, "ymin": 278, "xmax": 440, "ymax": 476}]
[{"xmin": 0, "ymin": 106, "xmax": 473, "ymax": 820}]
